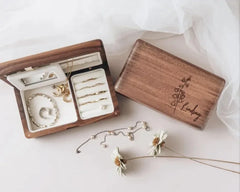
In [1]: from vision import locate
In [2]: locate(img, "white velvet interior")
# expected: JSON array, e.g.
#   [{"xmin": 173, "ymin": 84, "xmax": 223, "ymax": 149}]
[
  {"xmin": 71, "ymin": 68, "xmax": 114, "ymax": 120},
  {"xmin": 7, "ymin": 64, "xmax": 66, "ymax": 91},
  {"xmin": 59, "ymin": 52, "xmax": 102, "ymax": 73},
  {"xmin": 8, "ymin": 52, "xmax": 113, "ymax": 132},
  {"xmin": 21, "ymin": 81, "xmax": 78, "ymax": 132}
]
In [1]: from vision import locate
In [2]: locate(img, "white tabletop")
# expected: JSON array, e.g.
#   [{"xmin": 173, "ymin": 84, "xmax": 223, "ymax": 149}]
[{"xmin": 0, "ymin": 35, "xmax": 239, "ymax": 192}]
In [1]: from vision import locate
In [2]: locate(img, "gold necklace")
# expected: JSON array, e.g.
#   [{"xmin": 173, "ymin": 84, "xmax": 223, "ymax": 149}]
[{"xmin": 53, "ymin": 60, "xmax": 73, "ymax": 103}]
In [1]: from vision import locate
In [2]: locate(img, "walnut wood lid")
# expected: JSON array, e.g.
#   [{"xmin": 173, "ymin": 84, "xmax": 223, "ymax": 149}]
[{"xmin": 115, "ymin": 39, "xmax": 225, "ymax": 129}]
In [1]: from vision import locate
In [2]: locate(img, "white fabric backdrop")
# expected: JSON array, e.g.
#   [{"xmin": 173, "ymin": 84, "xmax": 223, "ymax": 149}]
[
  {"xmin": 0, "ymin": 1, "xmax": 239, "ymax": 192},
  {"xmin": 0, "ymin": 0, "xmax": 239, "ymax": 136}
]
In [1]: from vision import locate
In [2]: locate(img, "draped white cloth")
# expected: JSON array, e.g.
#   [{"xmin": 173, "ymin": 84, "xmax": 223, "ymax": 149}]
[{"xmin": 0, "ymin": 0, "xmax": 239, "ymax": 135}]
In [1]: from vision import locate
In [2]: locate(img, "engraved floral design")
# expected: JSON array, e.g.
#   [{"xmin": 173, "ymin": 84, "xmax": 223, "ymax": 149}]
[{"xmin": 171, "ymin": 76, "xmax": 191, "ymax": 113}]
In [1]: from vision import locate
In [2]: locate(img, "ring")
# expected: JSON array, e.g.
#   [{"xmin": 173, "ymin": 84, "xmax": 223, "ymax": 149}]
[{"xmin": 39, "ymin": 107, "xmax": 53, "ymax": 119}]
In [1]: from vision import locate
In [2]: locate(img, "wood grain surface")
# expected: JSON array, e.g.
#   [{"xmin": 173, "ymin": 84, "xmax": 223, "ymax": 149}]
[
  {"xmin": 115, "ymin": 39, "xmax": 225, "ymax": 129},
  {"xmin": 0, "ymin": 40, "xmax": 119, "ymax": 138}
]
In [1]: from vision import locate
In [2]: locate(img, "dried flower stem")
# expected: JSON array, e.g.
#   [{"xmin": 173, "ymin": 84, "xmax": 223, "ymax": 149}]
[
  {"xmin": 125, "ymin": 148, "xmax": 240, "ymax": 174},
  {"xmin": 126, "ymin": 155, "xmax": 240, "ymax": 165}
]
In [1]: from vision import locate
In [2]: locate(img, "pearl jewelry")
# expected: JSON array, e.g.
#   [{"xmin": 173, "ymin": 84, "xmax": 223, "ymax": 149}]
[
  {"xmin": 102, "ymin": 144, "xmax": 108, "ymax": 148},
  {"xmin": 127, "ymin": 132, "xmax": 134, "ymax": 141},
  {"xmin": 128, "ymin": 136, "xmax": 134, "ymax": 141},
  {"xmin": 26, "ymin": 93, "xmax": 59, "ymax": 129},
  {"xmin": 101, "ymin": 105, "xmax": 108, "ymax": 110},
  {"xmin": 142, "ymin": 121, "xmax": 150, "ymax": 131},
  {"xmin": 91, "ymin": 135, "xmax": 96, "ymax": 139}
]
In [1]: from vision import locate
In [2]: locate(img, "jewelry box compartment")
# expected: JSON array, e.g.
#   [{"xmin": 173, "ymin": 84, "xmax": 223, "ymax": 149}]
[
  {"xmin": 0, "ymin": 40, "xmax": 119, "ymax": 138},
  {"xmin": 7, "ymin": 64, "xmax": 78, "ymax": 133},
  {"xmin": 71, "ymin": 69, "xmax": 114, "ymax": 120},
  {"xmin": 58, "ymin": 51, "xmax": 116, "ymax": 121}
]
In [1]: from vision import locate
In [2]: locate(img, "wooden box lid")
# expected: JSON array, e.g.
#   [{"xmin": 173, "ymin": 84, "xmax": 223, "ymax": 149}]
[{"xmin": 115, "ymin": 39, "xmax": 225, "ymax": 129}]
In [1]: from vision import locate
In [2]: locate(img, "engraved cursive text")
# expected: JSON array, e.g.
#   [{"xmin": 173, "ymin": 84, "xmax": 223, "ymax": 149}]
[{"xmin": 180, "ymin": 102, "xmax": 201, "ymax": 122}]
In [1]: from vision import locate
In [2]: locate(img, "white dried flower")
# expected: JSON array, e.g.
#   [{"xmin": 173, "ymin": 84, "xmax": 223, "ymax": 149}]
[
  {"xmin": 150, "ymin": 131, "xmax": 168, "ymax": 156},
  {"xmin": 112, "ymin": 147, "xmax": 127, "ymax": 175}
]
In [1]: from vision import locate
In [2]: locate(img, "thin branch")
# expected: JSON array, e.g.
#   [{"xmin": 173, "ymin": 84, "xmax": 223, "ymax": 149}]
[
  {"xmin": 164, "ymin": 146, "xmax": 240, "ymax": 165},
  {"xmin": 164, "ymin": 146, "xmax": 240, "ymax": 174},
  {"xmin": 124, "ymin": 147, "xmax": 240, "ymax": 174},
  {"xmin": 125, "ymin": 155, "xmax": 240, "ymax": 174}
]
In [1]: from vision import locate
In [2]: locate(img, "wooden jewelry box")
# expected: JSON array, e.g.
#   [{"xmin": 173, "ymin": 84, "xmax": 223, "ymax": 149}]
[
  {"xmin": 0, "ymin": 39, "xmax": 119, "ymax": 138},
  {"xmin": 115, "ymin": 39, "xmax": 225, "ymax": 129}
]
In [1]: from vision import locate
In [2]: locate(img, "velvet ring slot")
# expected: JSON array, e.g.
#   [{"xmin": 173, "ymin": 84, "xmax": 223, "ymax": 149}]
[{"xmin": 71, "ymin": 68, "xmax": 114, "ymax": 120}]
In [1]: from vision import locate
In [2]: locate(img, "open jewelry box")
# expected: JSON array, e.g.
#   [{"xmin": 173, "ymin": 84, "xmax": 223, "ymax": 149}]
[{"xmin": 0, "ymin": 40, "xmax": 119, "ymax": 138}]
